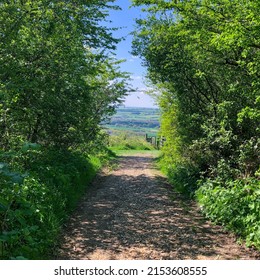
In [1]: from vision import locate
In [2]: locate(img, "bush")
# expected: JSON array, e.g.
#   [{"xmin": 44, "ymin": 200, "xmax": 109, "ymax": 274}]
[
  {"xmin": 0, "ymin": 145, "xmax": 109, "ymax": 259},
  {"xmin": 196, "ymin": 178, "xmax": 260, "ymax": 249},
  {"xmin": 159, "ymin": 158, "xmax": 200, "ymax": 197}
]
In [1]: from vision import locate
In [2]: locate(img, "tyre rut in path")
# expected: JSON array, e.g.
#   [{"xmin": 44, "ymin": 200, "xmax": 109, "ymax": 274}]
[{"xmin": 57, "ymin": 152, "xmax": 259, "ymax": 260}]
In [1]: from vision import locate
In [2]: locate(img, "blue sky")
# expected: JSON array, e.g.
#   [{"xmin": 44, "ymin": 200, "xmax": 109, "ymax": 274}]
[{"xmin": 106, "ymin": 1, "xmax": 157, "ymax": 108}]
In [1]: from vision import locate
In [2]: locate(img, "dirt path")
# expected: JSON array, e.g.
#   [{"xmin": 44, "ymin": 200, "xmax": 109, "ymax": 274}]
[{"xmin": 56, "ymin": 152, "xmax": 259, "ymax": 260}]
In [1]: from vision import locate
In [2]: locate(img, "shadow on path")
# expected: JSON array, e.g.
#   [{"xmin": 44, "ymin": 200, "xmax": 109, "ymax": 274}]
[{"xmin": 56, "ymin": 154, "xmax": 260, "ymax": 260}]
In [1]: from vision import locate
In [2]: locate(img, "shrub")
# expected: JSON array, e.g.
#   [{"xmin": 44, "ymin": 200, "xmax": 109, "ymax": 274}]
[
  {"xmin": 196, "ymin": 178, "xmax": 260, "ymax": 249},
  {"xmin": 0, "ymin": 145, "xmax": 108, "ymax": 259},
  {"xmin": 159, "ymin": 158, "xmax": 200, "ymax": 197}
]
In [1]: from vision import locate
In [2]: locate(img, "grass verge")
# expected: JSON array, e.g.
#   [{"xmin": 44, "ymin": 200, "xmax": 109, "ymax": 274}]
[
  {"xmin": 108, "ymin": 132, "xmax": 156, "ymax": 151},
  {"xmin": 111, "ymin": 149, "xmax": 161, "ymax": 157}
]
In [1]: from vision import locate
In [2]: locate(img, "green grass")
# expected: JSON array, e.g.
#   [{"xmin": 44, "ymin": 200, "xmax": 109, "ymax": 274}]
[
  {"xmin": 111, "ymin": 149, "xmax": 161, "ymax": 157},
  {"xmin": 106, "ymin": 126, "xmax": 159, "ymax": 135},
  {"xmin": 108, "ymin": 132, "xmax": 156, "ymax": 151}
]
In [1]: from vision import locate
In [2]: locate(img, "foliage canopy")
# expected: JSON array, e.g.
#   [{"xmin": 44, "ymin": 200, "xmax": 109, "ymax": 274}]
[{"xmin": 0, "ymin": 0, "xmax": 128, "ymax": 149}]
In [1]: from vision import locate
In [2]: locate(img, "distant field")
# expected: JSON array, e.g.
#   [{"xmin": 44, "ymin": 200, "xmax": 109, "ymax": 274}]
[{"xmin": 104, "ymin": 107, "xmax": 160, "ymax": 136}]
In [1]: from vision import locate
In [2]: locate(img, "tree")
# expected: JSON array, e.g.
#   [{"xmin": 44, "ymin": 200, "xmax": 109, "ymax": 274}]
[
  {"xmin": 132, "ymin": 0, "xmax": 260, "ymax": 178},
  {"xmin": 0, "ymin": 0, "xmax": 128, "ymax": 149}
]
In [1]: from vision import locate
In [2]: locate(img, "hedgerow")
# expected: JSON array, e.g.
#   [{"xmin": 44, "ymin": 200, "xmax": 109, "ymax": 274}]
[{"xmin": 0, "ymin": 144, "xmax": 112, "ymax": 259}]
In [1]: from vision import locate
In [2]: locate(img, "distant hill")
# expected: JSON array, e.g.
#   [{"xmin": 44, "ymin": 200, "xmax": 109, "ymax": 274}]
[{"xmin": 104, "ymin": 107, "xmax": 160, "ymax": 135}]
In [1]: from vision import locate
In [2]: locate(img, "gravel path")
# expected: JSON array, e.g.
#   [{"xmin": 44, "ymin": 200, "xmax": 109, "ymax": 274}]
[{"xmin": 56, "ymin": 152, "xmax": 259, "ymax": 260}]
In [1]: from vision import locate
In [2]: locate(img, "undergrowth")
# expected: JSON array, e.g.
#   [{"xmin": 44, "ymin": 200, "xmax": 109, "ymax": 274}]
[
  {"xmin": 196, "ymin": 178, "xmax": 260, "ymax": 250},
  {"xmin": 159, "ymin": 153, "xmax": 260, "ymax": 250},
  {"xmin": 158, "ymin": 154, "xmax": 200, "ymax": 199},
  {"xmin": 108, "ymin": 132, "xmax": 155, "ymax": 151},
  {"xmin": 0, "ymin": 144, "xmax": 114, "ymax": 259}
]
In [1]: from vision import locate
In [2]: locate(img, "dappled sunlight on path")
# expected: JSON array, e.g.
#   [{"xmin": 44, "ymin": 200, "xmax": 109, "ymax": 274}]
[{"xmin": 56, "ymin": 153, "xmax": 259, "ymax": 260}]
